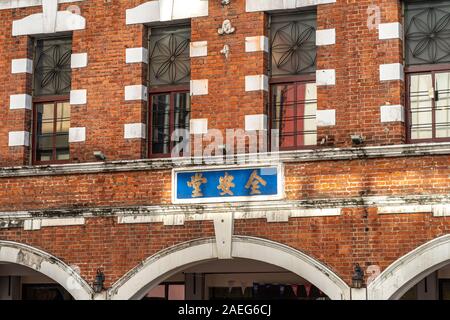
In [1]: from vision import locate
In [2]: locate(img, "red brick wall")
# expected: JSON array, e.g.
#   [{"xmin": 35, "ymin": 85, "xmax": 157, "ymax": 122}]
[{"xmin": 0, "ymin": 0, "xmax": 410, "ymax": 165}]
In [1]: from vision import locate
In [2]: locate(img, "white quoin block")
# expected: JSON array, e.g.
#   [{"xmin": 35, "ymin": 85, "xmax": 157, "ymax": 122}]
[
  {"xmin": 71, "ymin": 53, "xmax": 88, "ymax": 68},
  {"xmin": 316, "ymin": 29, "xmax": 336, "ymax": 46},
  {"xmin": 11, "ymin": 58, "xmax": 32, "ymax": 74},
  {"xmin": 316, "ymin": 69, "xmax": 336, "ymax": 86},
  {"xmin": 190, "ymin": 119, "xmax": 208, "ymax": 134},
  {"xmin": 70, "ymin": 89, "xmax": 87, "ymax": 105},
  {"xmin": 190, "ymin": 79, "xmax": 208, "ymax": 96},
  {"xmin": 317, "ymin": 110, "xmax": 336, "ymax": 127},
  {"xmin": 124, "ymin": 123, "xmax": 147, "ymax": 139},
  {"xmin": 245, "ymin": 75, "xmax": 269, "ymax": 92},
  {"xmin": 190, "ymin": 41, "xmax": 208, "ymax": 57},
  {"xmin": 380, "ymin": 63, "xmax": 404, "ymax": 81},
  {"xmin": 69, "ymin": 127, "xmax": 86, "ymax": 143},
  {"xmin": 125, "ymin": 85, "xmax": 148, "ymax": 101},
  {"xmin": 379, "ymin": 22, "xmax": 403, "ymax": 40},
  {"xmin": 245, "ymin": 36, "xmax": 269, "ymax": 52},
  {"xmin": 125, "ymin": 47, "xmax": 148, "ymax": 64},
  {"xmin": 245, "ymin": 114, "xmax": 267, "ymax": 131},
  {"xmin": 10, "ymin": 94, "xmax": 32, "ymax": 110},
  {"xmin": 380, "ymin": 105, "xmax": 405, "ymax": 123},
  {"xmin": 8, "ymin": 131, "xmax": 30, "ymax": 147}
]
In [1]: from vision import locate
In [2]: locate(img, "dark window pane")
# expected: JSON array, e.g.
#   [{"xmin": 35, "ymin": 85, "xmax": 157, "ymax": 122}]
[
  {"xmin": 151, "ymin": 94, "xmax": 171, "ymax": 154},
  {"xmin": 149, "ymin": 26, "xmax": 191, "ymax": 86},
  {"xmin": 34, "ymin": 37, "xmax": 72, "ymax": 96},
  {"xmin": 271, "ymin": 83, "xmax": 317, "ymax": 149},
  {"xmin": 35, "ymin": 102, "xmax": 70, "ymax": 162},
  {"xmin": 405, "ymin": 1, "xmax": 450, "ymax": 66},
  {"xmin": 270, "ymin": 11, "xmax": 317, "ymax": 77}
]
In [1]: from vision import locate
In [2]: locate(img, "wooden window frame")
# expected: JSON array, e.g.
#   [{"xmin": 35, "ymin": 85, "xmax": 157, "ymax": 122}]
[
  {"xmin": 269, "ymin": 74, "xmax": 318, "ymax": 151},
  {"xmin": 32, "ymin": 95, "xmax": 71, "ymax": 165},
  {"xmin": 405, "ymin": 63, "xmax": 450, "ymax": 144},
  {"xmin": 148, "ymin": 85, "xmax": 190, "ymax": 158}
]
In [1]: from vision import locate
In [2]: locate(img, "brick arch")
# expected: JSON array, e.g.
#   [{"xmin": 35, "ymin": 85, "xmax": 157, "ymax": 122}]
[
  {"xmin": 107, "ymin": 236, "xmax": 351, "ymax": 300},
  {"xmin": 0, "ymin": 240, "xmax": 93, "ymax": 300},
  {"xmin": 368, "ymin": 234, "xmax": 450, "ymax": 300}
]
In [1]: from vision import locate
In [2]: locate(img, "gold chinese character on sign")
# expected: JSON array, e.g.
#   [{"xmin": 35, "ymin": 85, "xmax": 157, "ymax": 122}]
[
  {"xmin": 187, "ymin": 173, "xmax": 207, "ymax": 198},
  {"xmin": 245, "ymin": 170, "xmax": 267, "ymax": 195},
  {"xmin": 217, "ymin": 172, "xmax": 235, "ymax": 196}
]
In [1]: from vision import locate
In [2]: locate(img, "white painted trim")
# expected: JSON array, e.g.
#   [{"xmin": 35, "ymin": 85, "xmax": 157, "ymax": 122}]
[
  {"xmin": 171, "ymin": 163, "xmax": 285, "ymax": 204},
  {"xmin": 12, "ymin": 11, "xmax": 86, "ymax": 36},
  {"xmin": 126, "ymin": 0, "xmax": 208, "ymax": 25},
  {"xmin": 246, "ymin": 0, "xmax": 336, "ymax": 12},
  {"xmin": 0, "ymin": 0, "xmax": 84, "ymax": 10},
  {"xmin": 107, "ymin": 236, "xmax": 350, "ymax": 300},
  {"xmin": 368, "ymin": 235, "xmax": 450, "ymax": 300},
  {"xmin": 0, "ymin": 240, "xmax": 93, "ymax": 300},
  {"xmin": 24, "ymin": 217, "xmax": 85, "ymax": 230}
]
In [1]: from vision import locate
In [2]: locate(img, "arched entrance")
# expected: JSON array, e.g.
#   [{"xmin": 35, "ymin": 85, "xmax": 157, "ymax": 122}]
[
  {"xmin": 0, "ymin": 241, "xmax": 93, "ymax": 300},
  {"xmin": 368, "ymin": 234, "xmax": 450, "ymax": 300},
  {"xmin": 108, "ymin": 236, "xmax": 350, "ymax": 300}
]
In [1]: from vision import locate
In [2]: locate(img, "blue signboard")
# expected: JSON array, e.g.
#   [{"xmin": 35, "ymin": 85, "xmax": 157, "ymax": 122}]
[{"xmin": 173, "ymin": 166, "xmax": 283, "ymax": 204}]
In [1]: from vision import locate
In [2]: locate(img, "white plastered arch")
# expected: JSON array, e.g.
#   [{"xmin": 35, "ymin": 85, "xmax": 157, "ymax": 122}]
[
  {"xmin": 368, "ymin": 234, "xmax": 450, "ymax": 300},
  {"xmin": 108, "ymin": 236, "xmax": 350, "ymax": 300},
  {"xmin": 0, "ymin": 240, "xmax": 93, "ymax": 300}
]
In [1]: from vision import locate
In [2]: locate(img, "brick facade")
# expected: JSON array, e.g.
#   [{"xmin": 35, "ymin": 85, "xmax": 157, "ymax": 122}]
[{"xmin": 0, "ymin": 0, "xmax": 449, "ymax": 300}]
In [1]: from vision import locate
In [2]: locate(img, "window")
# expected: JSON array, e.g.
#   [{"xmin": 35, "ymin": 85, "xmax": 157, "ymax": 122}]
[
  {"xmin": 32, "ymin": 36, "xmax": 72, "ymax": 163},
  {"xmin": 269, "ymin": 11, "xmax": 317, "ymax": 150},
  {"xmin": 148, "ymin": 25, "xmax": 191, "ymax": 157},
  {"xmin": 405, "ymin": 1, "xmax": 450, "ymax": 142}
]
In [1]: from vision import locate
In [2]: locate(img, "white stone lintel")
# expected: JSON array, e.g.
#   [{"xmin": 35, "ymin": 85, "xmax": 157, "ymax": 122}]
[{"xmin": 246, "ymin": 0, "xmax": 336, "ymax": 12}]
